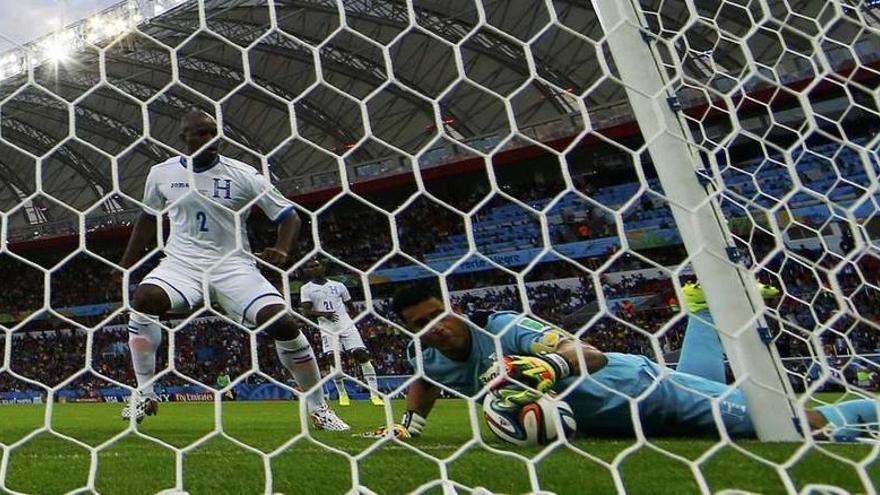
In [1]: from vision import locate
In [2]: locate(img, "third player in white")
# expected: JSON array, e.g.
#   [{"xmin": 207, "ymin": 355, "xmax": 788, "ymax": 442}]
[{"xmin": 300, "ymin": 259, "xmax": 383, "ymax": 406}]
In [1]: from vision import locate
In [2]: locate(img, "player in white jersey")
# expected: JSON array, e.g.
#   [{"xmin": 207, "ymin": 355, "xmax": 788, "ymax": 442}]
[
  {"xmin": 117, "ymin": 110, "xmax": 348, "ymax": 431},
  {"xmin": 300, "ymin": 259, "xmax": 383, "ymax": 406}
]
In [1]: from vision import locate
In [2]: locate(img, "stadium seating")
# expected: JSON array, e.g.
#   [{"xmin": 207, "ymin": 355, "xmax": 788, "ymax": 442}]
[
  {"xmin": 1, "ymin": 140, "xmax": 876, "ymax": 396},
  {"xmin": 423, "ymin": 142, "xmax": 875, "ymax": 261}
]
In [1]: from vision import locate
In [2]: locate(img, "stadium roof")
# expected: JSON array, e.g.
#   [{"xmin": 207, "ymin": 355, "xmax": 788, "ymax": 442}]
[{"xmin": 0, "ymin": 0, "xmax": 873, "ymax": 236}]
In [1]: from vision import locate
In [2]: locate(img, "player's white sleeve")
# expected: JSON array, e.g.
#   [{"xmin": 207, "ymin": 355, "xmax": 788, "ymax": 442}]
[
  {"xmin": 250, "ymin": 172, "xmax": 296, "ymax": 222},
  {"xmin": 299, "ymin": 285, "xmax": 312, "ymax": 304},
  {"xmin": 341, "ymin": 283, "xmax": 352, "ymax": 302},
  {"xmin": 142, "ymin": 167, "xmax": 165, "ymax": 213}
]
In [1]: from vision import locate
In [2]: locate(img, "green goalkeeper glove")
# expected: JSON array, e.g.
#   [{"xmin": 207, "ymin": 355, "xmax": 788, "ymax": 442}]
[{"xmin": 500, "ymin": 354, "xmax": 571, "ymax": 393}]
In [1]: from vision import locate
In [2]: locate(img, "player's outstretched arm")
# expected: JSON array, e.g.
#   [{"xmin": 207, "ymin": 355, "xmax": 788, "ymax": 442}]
[
  {"xmin": 357, "ymin": 377, "xmax": 433, "ymax": 439},
  {"xmin": 394, "ymin": 379, "xmax": 436, "ymax": 437},
  {"xmin": 405, "ymin": 378, "xmax": 440, "ymax": 424},
  {"xmin": 119, "ymin": 212, "xmax": 157, "ymax": 269},
  {"xmin": 554, "ymin": 339, "xmax": 607, "ymax": 376}
]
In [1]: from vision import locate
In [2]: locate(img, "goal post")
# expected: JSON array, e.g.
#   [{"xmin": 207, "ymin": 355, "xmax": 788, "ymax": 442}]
[{"xmin": 591, "ymin": 0, "xmax": 802, "ymax": 441}]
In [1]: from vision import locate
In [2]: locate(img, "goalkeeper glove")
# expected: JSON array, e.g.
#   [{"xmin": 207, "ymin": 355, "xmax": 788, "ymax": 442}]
[
  {"xmin": 492, "ymin": 385, "xmax": 544, "ymax": 406},
  {"xmin": 500, "ymin": 354, "xmax": 571, "ymax": 393},
  {"xmin": 401, "ymin": 410, "xmax": 426, "ymax": 437},
  {"xmin": 356, "ymin": 424, "xmax": 412, "ymax": 440},
  {"xmin": 357, "ymin": 411, "xmax": 426, "ymax": 439}
]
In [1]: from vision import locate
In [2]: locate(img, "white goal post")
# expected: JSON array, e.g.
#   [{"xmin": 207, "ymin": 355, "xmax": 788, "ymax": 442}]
[{"xmin": 593, "ymin": 0, "xmax": 802, "ymax": 441}]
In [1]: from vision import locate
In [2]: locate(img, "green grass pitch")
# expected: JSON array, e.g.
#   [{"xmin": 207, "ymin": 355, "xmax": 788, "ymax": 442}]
[{"xmin": 0, "ymin": 396, "xmax": 876, "ymax": 494}]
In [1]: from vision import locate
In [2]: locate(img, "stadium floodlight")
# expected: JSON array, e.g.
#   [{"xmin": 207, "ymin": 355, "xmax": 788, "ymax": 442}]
[
  {"xmin": 40, "ymin": 35, "xmax": 72, "ymax": 63},
  {"xmin": 0, "ymin": 0, "xmax": 190, "ymax": 82}
]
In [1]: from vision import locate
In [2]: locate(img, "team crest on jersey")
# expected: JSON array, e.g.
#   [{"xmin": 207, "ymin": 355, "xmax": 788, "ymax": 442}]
[
  {"xmin": 531, "ymin": 330, "xmax": 565, "ymax": 354},
  {"xmin": 212, "ymin": 178, "xmax": 232, "ymax": 199},
  {"xmin": 518, "ymin": 317, "xmax": 566, "ymax": 353}
]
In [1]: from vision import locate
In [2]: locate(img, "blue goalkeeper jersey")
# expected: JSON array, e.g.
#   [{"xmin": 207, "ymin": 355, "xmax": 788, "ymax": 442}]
[{"xmin": 408, "ymin": 311, "xmax": 755, "ymax": 437}]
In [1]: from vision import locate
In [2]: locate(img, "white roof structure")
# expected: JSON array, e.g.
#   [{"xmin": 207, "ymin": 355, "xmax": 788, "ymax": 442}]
[{"xmin": 0, "ymin": 0, "xmax": 876, "ymax": 238}]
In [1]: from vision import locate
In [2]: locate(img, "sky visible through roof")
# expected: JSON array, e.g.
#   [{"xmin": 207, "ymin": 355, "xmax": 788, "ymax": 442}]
[{"xmin": 0, "ymin": 0, "xmax": 119, "ymax": 48}]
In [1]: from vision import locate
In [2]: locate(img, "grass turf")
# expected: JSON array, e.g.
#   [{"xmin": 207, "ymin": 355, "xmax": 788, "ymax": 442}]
[{"xmin": 0, "ymin": 397, "xmax": 876, "ymax": 494}]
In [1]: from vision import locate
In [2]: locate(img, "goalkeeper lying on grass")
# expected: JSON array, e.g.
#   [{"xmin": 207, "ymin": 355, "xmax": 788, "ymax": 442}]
[{"xmin": 366, "ymin": 283, "xmax": 877, "ymax": 442}]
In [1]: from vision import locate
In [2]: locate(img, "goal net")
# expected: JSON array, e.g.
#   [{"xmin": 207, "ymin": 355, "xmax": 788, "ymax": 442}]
[{"xmin": 0, "ymin": 0, "xmax": 878, "ymax": 493}]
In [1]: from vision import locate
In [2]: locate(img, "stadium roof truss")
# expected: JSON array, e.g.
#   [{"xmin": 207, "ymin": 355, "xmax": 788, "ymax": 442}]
[{"xmin": 0, "ymin": 0, "xmax": 873, "ymax": 231}]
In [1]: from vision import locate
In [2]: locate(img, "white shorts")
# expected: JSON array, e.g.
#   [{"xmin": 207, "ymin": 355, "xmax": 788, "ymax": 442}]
[
  {"xmin": 139, "ymin": 257, "xmax": 284, "ymax": 328},
  {"xmin": 319, "ymin": 324, "xmax": 366, "ymax": 356}
]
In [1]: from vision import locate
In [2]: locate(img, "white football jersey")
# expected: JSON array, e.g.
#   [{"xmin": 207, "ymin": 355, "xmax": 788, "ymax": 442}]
[
  {"xmin": 142, "ymin": 155, "xmax": 296, "ymax": 270},
  {"xmin": 300, "ymin": 280, "xmax": 353, "ymax": 328}
]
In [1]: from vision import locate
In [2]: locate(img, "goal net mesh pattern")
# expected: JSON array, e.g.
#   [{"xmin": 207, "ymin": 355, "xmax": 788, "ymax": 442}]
[{"xmin": 0, "ymin": 0, "xmax": 878, "ymax": 492}]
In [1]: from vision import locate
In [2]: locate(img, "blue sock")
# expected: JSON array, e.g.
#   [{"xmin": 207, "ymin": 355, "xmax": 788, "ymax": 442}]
[
  {"xmin": 676, "ymin": 310, "xmax": 726, "ymax": 383},
  {"xmin": 815, "ymin": 399, "xmax": 878, "ymax": 441}
]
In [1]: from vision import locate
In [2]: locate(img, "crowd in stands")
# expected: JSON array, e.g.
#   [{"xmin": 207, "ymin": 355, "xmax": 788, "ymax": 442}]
[
  {"xmin": 0, "ymin": 245, "xmax": 144, "ymax": 322},
  {"xmin": 600, "ymin": 272, "xmax": 671, "ymax": 300},
  {"xmin": 0, "ymin": 256, "xmax": 45, "ymax": 316},
  {"xmin": 49, "ymin": 255, "xmax": 124, "ymax": 309},
  {"xmin": 1, "ymin": 164, "xmax": 878, "ymax": 397},
  {"xmin": 0, "ymin": 312, "xmax": 415, "ymax": 394},
  {"xmin": 312, "ymin": 208, "xmax": 394, "ymax": 271},
  {"xmin": 1, "ymin": 254, "xmax": 877, "ymax": 395},
  {"xmin": 0, "ymin": 330, "xmax": 87, "ymax": 392},
  {"xmin": 395, "ymin": 197, "xmax": 464, "ymax": 263}
]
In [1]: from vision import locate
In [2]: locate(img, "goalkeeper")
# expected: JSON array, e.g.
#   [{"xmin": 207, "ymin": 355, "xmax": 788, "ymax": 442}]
[{"xmin": 368, "ymin": 283, "xmax": 877, "ymax": 441}]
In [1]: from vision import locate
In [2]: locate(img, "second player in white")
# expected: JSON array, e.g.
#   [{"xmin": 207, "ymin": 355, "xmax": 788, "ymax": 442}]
[{"xmin": 300, "ymin": 258, "xmax": 383, "ymax": 407}]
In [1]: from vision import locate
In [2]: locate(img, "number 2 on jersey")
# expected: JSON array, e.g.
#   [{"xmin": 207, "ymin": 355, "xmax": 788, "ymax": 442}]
[{"xmin": 195, "ymin": 211, "xmax": 209, "ymax": 232}]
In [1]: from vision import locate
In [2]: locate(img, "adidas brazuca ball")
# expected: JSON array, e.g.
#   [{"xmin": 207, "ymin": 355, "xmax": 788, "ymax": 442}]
[{"xmin": 482, "ymin": 386, "xmax": 577, "ymax": 446}]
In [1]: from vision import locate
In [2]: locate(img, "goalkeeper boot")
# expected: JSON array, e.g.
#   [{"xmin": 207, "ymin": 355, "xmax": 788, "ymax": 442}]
[
  {"xmin": 758, "ymin": 282, "xmax": 780, "ymax": 298},
  {"xmin": 682, "ymin": 282, "xmax": 708, "ymax": 313},
  {"xmin": 684, "ymin": 281, "xmax": 779, "ymax": 313},
  {"xmin": 370, "ymin": 395, "xmax": 384, "ymax": 406},
  {"xmin": 121, "ymin": 396, "xmax": 158, "ymax": 424},
  {"xmin": 311, "ymin": 404, "xmax": 351, "ymax": 431}
]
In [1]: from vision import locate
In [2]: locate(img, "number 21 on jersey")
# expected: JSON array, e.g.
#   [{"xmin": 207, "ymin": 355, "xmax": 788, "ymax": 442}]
[{"xmin": 323, "ymin": 301, "xmax": 334, "ymax": 311}]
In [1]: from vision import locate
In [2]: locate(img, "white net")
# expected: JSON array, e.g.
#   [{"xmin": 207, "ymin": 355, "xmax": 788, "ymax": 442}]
[{"xmin": 0, "ymin": 0, "xmax": 878, "ymax": 493}]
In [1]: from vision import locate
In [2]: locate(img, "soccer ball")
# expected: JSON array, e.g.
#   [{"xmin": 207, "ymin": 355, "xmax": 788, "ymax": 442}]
[{"xmin": 482, "ymin": 387, "xmax": 577, "ymax": 446}]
